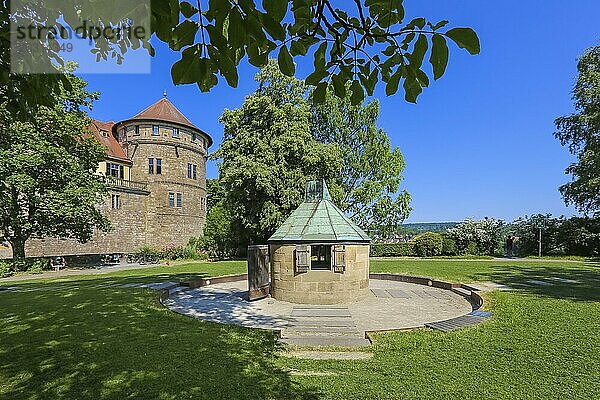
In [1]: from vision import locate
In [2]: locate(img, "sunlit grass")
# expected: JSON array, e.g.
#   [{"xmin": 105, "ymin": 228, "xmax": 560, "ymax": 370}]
[{"xmin": 1, "ymin": 259, "xmax": 599, "ymax": 399}]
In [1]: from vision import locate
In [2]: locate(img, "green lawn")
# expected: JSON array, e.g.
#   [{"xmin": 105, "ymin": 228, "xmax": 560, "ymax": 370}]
[{"xmin": 1, "ymin": 259, "xmax": 599, "ymax": 399}]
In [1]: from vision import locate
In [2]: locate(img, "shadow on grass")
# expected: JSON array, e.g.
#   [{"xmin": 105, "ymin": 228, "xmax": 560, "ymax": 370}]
[
  {"xmin": 472, "ymin": 262, "xmax": 600, "ymax": 302},
  {"xmin": 0, "ymin": 278, "xmax": 321, "ymax": 400}
]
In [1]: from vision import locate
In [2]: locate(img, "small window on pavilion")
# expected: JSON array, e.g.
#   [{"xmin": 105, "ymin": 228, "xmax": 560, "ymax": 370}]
[
  {"xmin": 134, "ymin": 125, "xmax": 140, "ymax": 136},
  {"xmin": 152, "ymin": 125, "xmax": 159, "ymax": 136},
  {"xmin": 173, "ymin": 128, "xmax": 179, "ymax": 138},
  {"xmin": 310, "ymin": 245, "xmax": 331, "ymax": 271}
]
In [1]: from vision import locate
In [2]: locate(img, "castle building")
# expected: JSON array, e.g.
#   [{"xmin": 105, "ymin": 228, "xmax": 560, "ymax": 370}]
[{"xmin": 24, "ymin": 97, "xmax": 212, "ymax": 257}]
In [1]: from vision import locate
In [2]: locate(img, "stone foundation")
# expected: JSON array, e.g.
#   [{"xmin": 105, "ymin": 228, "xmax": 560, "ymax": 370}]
[{"xmin": 270, "ymin": 244, "xmax": 370, "ymax": 304}]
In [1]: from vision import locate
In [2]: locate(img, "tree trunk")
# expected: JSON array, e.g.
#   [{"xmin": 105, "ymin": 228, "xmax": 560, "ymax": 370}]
[{"xmin": 10, "ymin": 237, "xmax": 26, "ymax": 262}]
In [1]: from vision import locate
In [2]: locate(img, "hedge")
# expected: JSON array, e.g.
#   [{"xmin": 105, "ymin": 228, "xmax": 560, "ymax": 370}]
[{"xmin": 370, "ymin": 243, "xmax": 414, "ymax": 257}]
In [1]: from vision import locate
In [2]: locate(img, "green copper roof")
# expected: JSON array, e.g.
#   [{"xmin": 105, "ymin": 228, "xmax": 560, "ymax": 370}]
[{"xmin": 268, "ymin": 180, "xmax": 371, "ymax": 243}]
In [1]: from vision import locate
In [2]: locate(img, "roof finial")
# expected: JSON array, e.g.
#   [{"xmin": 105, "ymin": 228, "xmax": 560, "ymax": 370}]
[{"xmin": 163, "ymin": 89, "xmax": 167, "ymax": 98}]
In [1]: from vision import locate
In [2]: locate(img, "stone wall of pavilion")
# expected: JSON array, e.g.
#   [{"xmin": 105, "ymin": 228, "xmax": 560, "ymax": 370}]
[{"xmin": 269, "ymin": 244, "xmax": 370, "ymax": 304}]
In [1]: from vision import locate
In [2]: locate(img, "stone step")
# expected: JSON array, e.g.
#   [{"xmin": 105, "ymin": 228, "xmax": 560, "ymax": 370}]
[
  {"xmin": 283, "ymin": 326, "xmax": 362, "ymax": 335},
  {"xmin": 290, "ymin": 308, "xmax": 352, "ymax": 318},
  {"xmin": 451, "ymin": 287, "xmax": 472, "ymax": 297},
  {"xmin": 425, "ymin": 313, "xmax": 491, "ymax": 332},
  {"xmin": 279, "ymin": 335, "xmax": 371, "ymax": 348},
  {"xmin": 289, "ymin": 317, "xmax": 356, "ymax": 327}
]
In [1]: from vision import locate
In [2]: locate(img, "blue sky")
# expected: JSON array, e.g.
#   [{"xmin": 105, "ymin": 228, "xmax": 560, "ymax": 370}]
[{"xmin": 79, "ymin": 0, "xmax": 600, "ymax": 223}]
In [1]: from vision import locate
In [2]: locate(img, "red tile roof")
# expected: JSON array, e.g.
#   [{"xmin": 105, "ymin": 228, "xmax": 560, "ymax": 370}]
[
  {"xmin": 129, "ymin": 98, "xmax": 198, "ymax": 130},
  {"xmin": 89, "ymin": 120, "xmax": 129, "ymax": 162}
]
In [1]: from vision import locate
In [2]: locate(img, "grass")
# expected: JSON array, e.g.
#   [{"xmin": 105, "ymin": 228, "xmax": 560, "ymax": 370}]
[{"xmin": 1, "ymin": 259, "xmax": 600, "ymax": 399}]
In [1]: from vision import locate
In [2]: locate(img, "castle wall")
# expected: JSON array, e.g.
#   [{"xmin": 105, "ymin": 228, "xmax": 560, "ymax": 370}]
[
  {"xmin": 16, "ymin": 118, "xmax": 210, "ymax": 258},
  {"xmin": 24, "ymin": 188, "xmax": 149, "ymax": 257}
]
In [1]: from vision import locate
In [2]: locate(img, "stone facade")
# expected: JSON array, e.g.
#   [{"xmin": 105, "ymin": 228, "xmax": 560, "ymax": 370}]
[
  {"xmin": 270, "ymin": 244, "xmax": 370, "ymax": 304},
  {"xmin": 22, "ymin": 98, "xmax": 211, "ymax": 258}
]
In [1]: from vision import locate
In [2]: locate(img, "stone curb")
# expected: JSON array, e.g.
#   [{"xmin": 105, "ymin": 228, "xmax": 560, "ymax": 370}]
[{"xmin": 158, "ymin": 272, "xmax": 489, "ymax": 345}]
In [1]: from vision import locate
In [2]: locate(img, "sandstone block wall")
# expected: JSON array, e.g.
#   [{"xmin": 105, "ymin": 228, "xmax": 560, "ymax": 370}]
[
  {"xmin": 270, "ymin": 244, "xmax": 370, "ymax": 304},
  {"xmin": 24, "ymin": 188, "xmax": 149, "ymax": 257},
  {"xmin": 17, "ymin": 121, "xmax": 209, "ymax": 258}
]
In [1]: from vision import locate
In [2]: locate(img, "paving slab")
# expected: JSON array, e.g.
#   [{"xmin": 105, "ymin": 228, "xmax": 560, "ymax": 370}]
[
  {"xmin": 370, "ymin": 288, "xmax": 390, "ymax": 298},
  {"xmin": 526, "ymin": 279, "xmax": 553, "ymax": 286},
  {"xmin": 164, "ymin": 278, "xmax": 474, "ymax": 347},
  {"xmin": 386, "ymin": 289, "xmax": 411, "ymax": 299},
  {"xmin": 291, "ymin": 308, "xmax": 352, "ymax": 318},
  {"xmin": 283, "ymin": 351, "xmax": 373, "ymax": 360}
]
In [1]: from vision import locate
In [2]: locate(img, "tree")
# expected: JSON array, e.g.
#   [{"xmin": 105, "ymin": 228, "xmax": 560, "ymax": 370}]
[
  {"xmin": 2, "ymin": 1, "xmax": 480, "ymax": 109},
  {"xmin": 555, "ymin": 45, "xmax": 600, "ymax": 215},
  {"xmin": 448, "ymin": 217, "xmax": 504, "ymax": 256},
  {"xmin": 201, "ymin": 202, "xmax": 235, "ymax": 259},
  {"xmin": 511, "ymin": 214, "xmax": 600, "ymax": 257},
  {"xmin": 310, "ymin": 84, "xmax": 411, "ymax": 231},
  {"xmin": 216, "ymin": 61, "xmax": 342, "ymax": 244},
  {"xmin": 412, "ymin": 232, "xmax": 443, "ymax": 257},
  {"xmin": 0, "ymin": 72, "xmax": 109, "ymax": 261}
]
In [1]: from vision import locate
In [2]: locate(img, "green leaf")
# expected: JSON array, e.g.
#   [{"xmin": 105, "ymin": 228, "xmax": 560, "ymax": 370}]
[
  {"xmin": 290, "ymin": 40, "xmax": 307, "ymax": 56},
  {"xmin": 247, "ymin": 44, "xmax": 269, "ymax": 67},
  {"xmin": 171, "ymin": 46, "xmax": 202, "ymax": 85},
  {"xmin": 407, "ymin": 17, "xmax": 426, "ymax": 29},
  {"xmin": 228, "ymin": 8, "xmax": 245, "ymax": 48},
  {"xmin": 385, "ymin": 69, "xmax": 402, "ymax": 96},
  {"xmin": 277, "ymin": 45, "xmax": 295, "ymax": 76},
  {"xmin": 312, "ymin": 82, "xmax": 328, "ymax": 103},
  {"xmin": 313, "ymin": 42, "xmax": 327, "ymax": 68},
  {"xmin": 429, "ymin": 34, "xmax": 449, "ymax": 80},
  {"xmin": 365, "ymin": 68, "xmax": 378, "ymax": 96},
  {"xmin": 410, "ymin": 34, "xmax": 428, "ymax": 69},
  {"xmin": 403, "ymin": 68, "xmax": 422, "ymax": 103},
  {"xmin": 180, "ymin": 1, "xmax": 198, "ymax": 18},
  {"xmin": 261, "ymin": 13, "xmax": 286, "ymax": 41},
  {"xmin": 446, "ymin": 27, "xmax": 480, "ymax": 55},
  {"xmin": 432, "ymin": 20, "xmax": 449, "ymax": 30},
  {"xmin": 331, "ymin": 73, "xmax": 347, "ymax": 98},
  {"xmin": 217, "ymin": 51, "xmax": 239, "ymax": 87},
  {"xmin": 305, "ymin": 68, "xmax": 328, "ymax": 85},
  {"xmin": 262, "ymin": 0, "xmax": 288, "ymax": 22},
  {"xmin": 170, "ymin": 20, "xmax": 199, "ymax": 51},
  {"xmin": 350, "ymin": 80, "xmax": 364, "ymax": 106}
]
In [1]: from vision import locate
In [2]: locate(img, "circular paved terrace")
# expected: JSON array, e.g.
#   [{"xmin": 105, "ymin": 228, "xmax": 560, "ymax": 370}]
[{"xmin": 163, "ymin": 278, "xmax": 474, "ymax": 342}]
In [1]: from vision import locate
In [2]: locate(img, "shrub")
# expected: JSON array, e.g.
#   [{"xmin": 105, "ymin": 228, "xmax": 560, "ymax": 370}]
[
  {"xmin": 159, "ymin": 239, "xmax": 210, "ymax": 261},
  {"xmin": 0, "ymin": 261, "xmax": 13, "ymax": 278},
  {"xmin": 370, "ymin": 243, "xmax": 414, "ymax": 257},
  {"xmin": 412, "ymin": 232, "xmax": 443, "ymax": 257},
  {"xmin": 465, "ymin": 240, "xmax": 480, "ymax": 256},
  {"xmin": 27, "ymin": 258, "xmax": 49, "ymax": 274},
  {"xmin": 137, "ymin": 245, "xmax": 161, "ymax": 257},
  {"xmin": 448, "ymin": 217, "xmax": 504, "ymax": 256},
  {"xmin": 441, "ymin": 233, "xmax": 457, "ymax": 256}
]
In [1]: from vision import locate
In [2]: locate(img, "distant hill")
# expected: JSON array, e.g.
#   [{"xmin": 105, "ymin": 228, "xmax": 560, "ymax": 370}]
[{"xmin": 400, "ymin": 222, "xmax": 459, "ymax": 233}]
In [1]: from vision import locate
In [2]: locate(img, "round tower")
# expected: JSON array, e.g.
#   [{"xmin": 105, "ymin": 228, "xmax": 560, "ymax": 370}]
[{"xmin": 113, "ymin": 97, "xmax": 212, "ymax": 249}]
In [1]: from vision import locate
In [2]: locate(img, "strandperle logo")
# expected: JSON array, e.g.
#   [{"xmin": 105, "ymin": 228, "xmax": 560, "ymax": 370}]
[
  {"xmin": 15, "ymin": 21, "xmax": 147, "ymax": 42},
  {"xmin": 10, "ymin": 0, "xmax": 151, "ymax": 74}
]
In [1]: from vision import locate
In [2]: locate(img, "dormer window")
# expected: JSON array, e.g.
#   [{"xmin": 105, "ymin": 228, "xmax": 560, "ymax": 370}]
[
  {"xmin": 172, "ymin": 128, "xmax": 179, "ymax": 138},
  {"xmin": 152, "ymin": 125, "xmax": 159, "ymax": 136}
]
